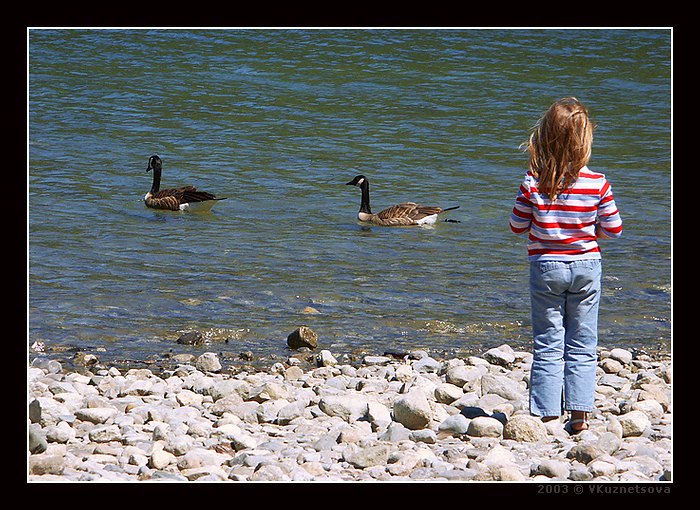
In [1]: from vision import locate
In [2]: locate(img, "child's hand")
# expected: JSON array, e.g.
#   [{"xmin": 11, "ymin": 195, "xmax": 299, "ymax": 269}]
[{"xmin": 595, "ymin": 221, "xmax": 613, "ymax": 239}]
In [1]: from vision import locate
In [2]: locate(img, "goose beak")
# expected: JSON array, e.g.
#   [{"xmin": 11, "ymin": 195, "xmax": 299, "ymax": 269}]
[{"xmin": 345, "ymin": 180, "xmax": 354, "ymax": 185}]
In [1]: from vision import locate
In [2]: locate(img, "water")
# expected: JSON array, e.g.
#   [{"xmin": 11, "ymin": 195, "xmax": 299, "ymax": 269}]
[{"xmin": 28, "ymin": 28, "xmax": 672, "ymax": 367}]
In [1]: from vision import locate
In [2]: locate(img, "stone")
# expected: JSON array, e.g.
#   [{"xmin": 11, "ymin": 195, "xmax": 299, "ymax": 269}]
[
  {"xmin": 363, "ymin": 355, "xmax": 392, "ymax": 365},
  {"xmin": 409, "ymin": 429, "xmax": 436, "ymax": 444},
  {"xmin": 596, "ymin": 432, "xmax": 623, "ymax": 456},
  {"xmin": 343, "ymin": 444, "xmax": 390, "ymax": 469},
  {"xmin": 412, "ymin": 356, "xmax": 442, "ymax": 373},
  {"xmin": 75, "ymin": 407, "xmax": 118, "ymax": 425},
  {"xmin": 195, "ymin": 352, "xmax": 222, "ymax": 373},
  {"xmin": 177, "ymin": 331, "xmax": 204, "ymax": 345},
  {"xmin": 618, "ymin": 410, "xmax": 651, "ymax": 437},
  {"xmin": 367, "ymin": 401, "xmax": 392, "ymax": 431},
  {"xmin": 88, "ymin": 425, "xmax": 122, "ymax": 443},
  {"xmin": 318, "ymin": 394, "xmax": 368, "ymax": 422},
  {"xmin": 481, "ymin": 374, "xmax": 522, "ymax": 401},
  {"xmin": 609, "ymin": 348, "xmax": 633, "ymax": 365},
  {"xmin": 175, "ymin": 389, "xmax": 204, "ymax": 407},
  {"xmin": 588, "ymin": 459, "xmax": 616, "ymax": 477},
  {"xmin": 566, "ymin": 444, "xmax": 604, "ymax": 464},
  {"xmin": 434, "ymin": 383, "xmax": 463, "ymax": 404},
  {"xmin": 481, "ymin": 444, "xmax": 516, "ymax": 468},
  {"xmin": 503, "ymin": 414, "xmax": 548, "ymax": 442},
  {"xmin": 483, "ymin": 348, "xmax": 515, "ymax": 367},
  {"xmin": 600, "ymin": 358, "xmax": 624, "ymax": 374},
  {"xmin": 149, "ymin": 449, "xmax": 176, "ymax": 470},
  {"xmin": 317, "ymin": 350, "xmax": 337, "ymax": 367},
  {"xmin": 284, "ymin": 366, "xmax": 304, "ymax": 381},
  {"xmin": 28, "ymin": 455, "xmax": 65, "ymax": 475},
  {"xmin": 393, "ymin": 390, "xmax": 433, "ymax": 430},
  {"xmin": 45, "ymin": 421, "xmax": 76, "ymax": 444},
  {"xmin": 378, "ymin": 422, "xmax": 412, "ymax": 442},
  {"xmin": 631, "ymin": 399, "xmax": 665, "ymax": 420},
  {"xmin": 467, "ymin": 416, "xmax": 503, "ymax": 437},
  {"xmin": 445, "ymin": 365, "xmax": 486, "ymax": 387},
  {"xmin": 29, "ymin": 425, "xmax": 48, "ymax": 454},
  {"xmin": 438, "ymin": 414, "xmax": 471, "ymax": 435},
  {"xmin": 287, "ymin": 326, "xmax": 318, "ymax": 349},
  {"xmin": 532, "ymin": 459, "xmax": 570, "ymax": 479}
]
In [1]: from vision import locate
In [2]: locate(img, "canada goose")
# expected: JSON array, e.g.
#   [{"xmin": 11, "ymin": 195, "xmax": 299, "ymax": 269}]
[
  {"xmin": 144, "ymin": 155, "xmax": 226, "ymax": 212},
  {"xmin": 346, "ymin": 175, "xmax": 459, "ymax": 226}
]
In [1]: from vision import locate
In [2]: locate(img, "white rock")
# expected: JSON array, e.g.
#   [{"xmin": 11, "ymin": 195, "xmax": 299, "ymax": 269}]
[
  {"xmin": 393, "ymin": 390, "xmax": 433, "ymax": 430},
  {"xmin": 149, "ymin": 448, "xmax": 176, "ymax": 470},
  {"xmin": 434, "ymin": 383, "xmax": 464, "ymax": 404},
  {"xmin": 367, "ymin": 401, "xmax": 392, "ymax": 431},
  {"xmin": 467, "ymin": 416, "xmax": 503, "ymax": 437},
  {"xmin": 88, "ymin": 425, "xmax": 122, "ymax": 443},
  {"xmin": 481, "ymin": 374, "xmax": 523, "ymax": 401},
  {"xmin": 45, "ymin": 421, "xmax": 76, "ymax": 443},
  {"xmin": 175, "ymin": 389, "xmax": 204, "ymax": 407},
  {"xmin": 618, "ymin": 410, "xmax": 651, "ymax": 437},
  {"xmin": 609, "ymin": 348, "xmax": 633, "ymax": 365},
  {"xmin": 631, "ymin": 399, "xmax": 665, "ymax": 420},
  {"xmin": 195, "ymin": 352, "xmax": 222, "ymax": 373},
  {"xmin": 503, "ymin": 414, "xmax": 548, "ymax": 442},
  {"xmin": 438, "ymin": 414, "xmax": 471, "ymax": 435},
  {"xmin": 588, "ymin": 459, "xmax": 617, "ymax": 477},
  {"xmin": 363, "ymin": 355, "xmax": 391, "ymax": 365},
  {"xmin": 483, "ymin": 348, "xmax": 515, "ymax": 367},
  {"xmin": 445, "ymin": 365, "xmax": 487, "ymax": 387},
  {"xmin": 318, "ymin": 394, "xmax": 368, "ymax": 422},
  {"xmin": 317, "ymin": 350, "xmax": 338, "ymax": 367}
]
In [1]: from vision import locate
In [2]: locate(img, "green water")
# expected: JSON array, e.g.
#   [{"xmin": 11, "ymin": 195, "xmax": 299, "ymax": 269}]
[{"xmin": 28, "ymin": 28, "xmax": 671, "ymax": 365}]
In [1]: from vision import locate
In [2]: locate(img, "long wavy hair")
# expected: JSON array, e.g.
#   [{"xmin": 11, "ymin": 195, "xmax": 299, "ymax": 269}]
[{"xmin": 523, "ymin": 97, "xmax": 596, "ymax": 201}]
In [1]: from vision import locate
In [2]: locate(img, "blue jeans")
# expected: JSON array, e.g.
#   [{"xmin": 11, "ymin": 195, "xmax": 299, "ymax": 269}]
[{"xmin": 528, "ymin": 259, "xmax": 602, "ymax": 417}]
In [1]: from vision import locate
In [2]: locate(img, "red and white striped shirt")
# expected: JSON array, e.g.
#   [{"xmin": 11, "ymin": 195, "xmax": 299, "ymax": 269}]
[{"xmin": 509, "ymin": 166, "xmax": 622, "ymax": 261}]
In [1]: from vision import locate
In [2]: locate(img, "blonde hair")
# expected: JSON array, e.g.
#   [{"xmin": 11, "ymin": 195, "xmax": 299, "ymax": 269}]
[{"xmin": 524, "ymin": 97, "xmax": 595, "ymax": 200}]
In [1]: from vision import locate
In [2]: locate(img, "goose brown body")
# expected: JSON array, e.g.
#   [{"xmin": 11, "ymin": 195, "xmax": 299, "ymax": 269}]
[
  {"xmin": 346, "ymin": 175, "xmax": 459, "ymax": 226},
  {"xmin": 144, "ymin": 155, "xmax": 225, "ymax": 211}
]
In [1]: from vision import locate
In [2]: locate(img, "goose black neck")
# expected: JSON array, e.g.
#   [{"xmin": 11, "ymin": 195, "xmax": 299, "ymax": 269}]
[
  {"xmin": 359, "ymin": 180, "xmax": 371, "ymax": 214},
  {"xmin": 150, "ymin": 167, "xmax": 162, "ymax": 194}
]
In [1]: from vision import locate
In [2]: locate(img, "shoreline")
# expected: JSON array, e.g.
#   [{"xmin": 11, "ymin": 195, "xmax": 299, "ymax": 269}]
[{"xmin": 28, "ymin": 343, "xmax": 671, "ymax": 482}]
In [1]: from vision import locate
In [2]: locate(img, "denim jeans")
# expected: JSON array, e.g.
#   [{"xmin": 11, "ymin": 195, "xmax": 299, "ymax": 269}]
[{"xmin": 528, "ymin": 259, "xmax": 602, "ymax": 417}]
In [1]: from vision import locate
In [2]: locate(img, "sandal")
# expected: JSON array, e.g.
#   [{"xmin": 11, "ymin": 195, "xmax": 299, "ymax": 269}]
[{"xmin": 566, "ymin": 411, "xmax": 589, "ymax": 433}]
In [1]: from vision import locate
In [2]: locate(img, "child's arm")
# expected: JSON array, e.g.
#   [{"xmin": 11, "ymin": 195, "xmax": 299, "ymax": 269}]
[
  {"xmin": 596, "ymin": 179, "xmax": 623, "ymax": 239},
  {"xmin": 509, "ymin": 177, "xmax": 533, "ymax": 234}
]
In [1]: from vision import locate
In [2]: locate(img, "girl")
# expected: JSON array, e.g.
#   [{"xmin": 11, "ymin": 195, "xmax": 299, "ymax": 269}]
[{"xmin": 509, "ymin": 97, "xmax": 623, "ymax": 432}]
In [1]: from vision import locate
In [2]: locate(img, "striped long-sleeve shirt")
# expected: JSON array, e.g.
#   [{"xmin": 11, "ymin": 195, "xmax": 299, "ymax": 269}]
[{"xmin": 509, "ymin": 166, "xmax": 622, "ymax": 261}]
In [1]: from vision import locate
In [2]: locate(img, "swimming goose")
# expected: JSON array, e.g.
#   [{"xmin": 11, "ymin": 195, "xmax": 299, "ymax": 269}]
[
  {"xmin": 346, "ymin": 175, "xmax": 459, "ymax": 226},
  {"xmin": 144, "ymin": 155, "xmax": 226, "ymax": 212}
]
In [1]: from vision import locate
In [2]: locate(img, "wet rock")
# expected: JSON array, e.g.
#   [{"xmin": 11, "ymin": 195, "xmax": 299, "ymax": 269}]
[
  {"xmin": 177, "ymin": 331, "xmax": 204, "ymax": 345},
  {"xmin": 287, "ymin": 326, "xmax": 318, "ymax": 350}
]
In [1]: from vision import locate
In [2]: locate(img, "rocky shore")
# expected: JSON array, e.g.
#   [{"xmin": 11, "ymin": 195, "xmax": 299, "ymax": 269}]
[{"xmin": 27, "ymin": 344, "xmax": 671, "ymax": 482}]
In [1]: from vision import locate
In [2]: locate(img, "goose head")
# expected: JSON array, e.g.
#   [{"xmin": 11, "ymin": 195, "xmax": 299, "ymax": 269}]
[
  {"xmin": 146, "ymin": 155, "xmax": 162, "ymax": 173},
  {"xmin": 346, "ymin": 175, "xmax": 368, "ymax": 187}
]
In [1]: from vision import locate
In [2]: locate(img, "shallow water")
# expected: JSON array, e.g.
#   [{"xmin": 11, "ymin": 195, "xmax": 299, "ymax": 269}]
[{"xmin": 28, "ymin": 28, "xmax": 671, "ymax": 365}]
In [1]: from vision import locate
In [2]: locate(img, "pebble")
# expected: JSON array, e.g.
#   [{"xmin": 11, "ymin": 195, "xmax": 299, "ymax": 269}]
[{"xmin": 27, "ymin": 346, "xmax": 671, "ymax": 482}]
